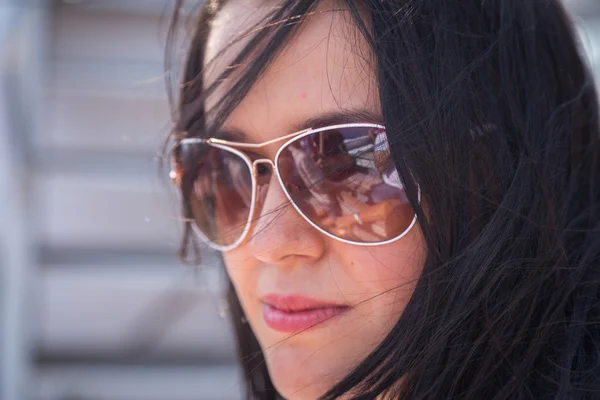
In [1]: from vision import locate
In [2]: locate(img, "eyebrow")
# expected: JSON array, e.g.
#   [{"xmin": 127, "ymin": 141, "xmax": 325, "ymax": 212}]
[{"xmin": 213, "ymin": 109, "xmax": 384, "ymax": 142}]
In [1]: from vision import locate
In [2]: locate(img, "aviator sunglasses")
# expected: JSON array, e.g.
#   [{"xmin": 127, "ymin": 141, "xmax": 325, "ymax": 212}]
[{"xmin": 170, "ymin": 123, "xmax": 419, "ymax": 251}]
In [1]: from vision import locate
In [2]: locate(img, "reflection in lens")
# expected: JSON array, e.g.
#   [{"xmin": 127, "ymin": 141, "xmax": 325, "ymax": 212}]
[
  {"xmin": 188, "ymin": 146, "xmax": 253, "ymax": 247},
  {"xmin": 278, "ymin": 126, "xmax": 414, "ymax": 243}
]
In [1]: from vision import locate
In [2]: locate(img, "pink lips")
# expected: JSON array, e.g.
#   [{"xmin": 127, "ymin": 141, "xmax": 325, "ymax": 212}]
[{"xmin": 261, "ymin": 294, "xmax": 350, "ymax": 333}]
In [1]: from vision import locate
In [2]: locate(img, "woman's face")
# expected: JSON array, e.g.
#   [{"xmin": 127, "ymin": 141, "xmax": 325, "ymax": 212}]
[{"xmin": 204, "ymin": 1, "xmax": 426, "ymax": 398}]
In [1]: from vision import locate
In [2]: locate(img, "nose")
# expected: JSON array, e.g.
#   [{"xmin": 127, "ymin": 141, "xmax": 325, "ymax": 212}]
[{"xmin": 249, "ymin": 174, "xmax": 326, "ymax": 266}]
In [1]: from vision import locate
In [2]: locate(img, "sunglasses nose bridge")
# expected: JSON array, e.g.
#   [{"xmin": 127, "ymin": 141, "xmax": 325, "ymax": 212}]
[
  {"xmin": 251, "ymin": 158, "xmax": 274, "ymax": 168},
  {"xmin": 251, "ymin": 158, "xmax": 275, "ymax": 178}
]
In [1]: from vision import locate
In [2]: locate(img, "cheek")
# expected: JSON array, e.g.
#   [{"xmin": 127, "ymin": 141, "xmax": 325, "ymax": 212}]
[
  {"xmin": 222, "ymin": 250, "xmax": 260, "ymax": 309},
  {"xmin": 342, "ymin": 243, "xmax": 424, "ymax": 287},
  {"xmin": 331, "ymin": 228, "xmax": 426, "ymax": 322}
]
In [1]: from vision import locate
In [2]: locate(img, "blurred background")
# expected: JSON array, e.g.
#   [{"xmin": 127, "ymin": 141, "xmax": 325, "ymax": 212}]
[{"xmin": 0, "ymin": 1, "xmax": 599, "ymax": 400}]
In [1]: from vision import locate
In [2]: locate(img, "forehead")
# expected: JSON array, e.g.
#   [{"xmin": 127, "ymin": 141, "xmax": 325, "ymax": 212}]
[{"xmin": 203, "ymin": 0, "xmax": 381, "ymax": 142}]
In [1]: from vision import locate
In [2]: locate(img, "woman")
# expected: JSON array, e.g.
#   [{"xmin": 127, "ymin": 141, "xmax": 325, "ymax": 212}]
[{"xmin": 167, "ymin": 0, "xmax": 600, "ymax": 399}]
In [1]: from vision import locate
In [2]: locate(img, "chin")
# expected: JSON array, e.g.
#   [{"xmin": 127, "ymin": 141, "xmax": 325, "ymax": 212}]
[
  {"xmin": 263, "ymin": 345, "xmax": 347, "ymax": 400},
  {"xmin": 270, "ymin": 374, "xmax": 328, "ymax": 400}
]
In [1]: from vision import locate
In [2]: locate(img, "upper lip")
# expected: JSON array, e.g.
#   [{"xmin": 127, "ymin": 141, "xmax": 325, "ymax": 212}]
[{"xmin": 261, "ymin": 294, "xmax": 349, "ymax": 312}]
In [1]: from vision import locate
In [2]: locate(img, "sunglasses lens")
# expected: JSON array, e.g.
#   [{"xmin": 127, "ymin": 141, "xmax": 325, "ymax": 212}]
[
  {"xmin": 277, "ymin": 126, "xmax": 414, "ymax": 243},
  {"xmin": 185, "ymin": 144, "xmax": 253, "ymax": 248}
]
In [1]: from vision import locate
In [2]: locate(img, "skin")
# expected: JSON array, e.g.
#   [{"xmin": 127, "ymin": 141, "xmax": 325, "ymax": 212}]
[{"xmin": 203, "ymin": 1, "xmax": 427, "ymax": 398}]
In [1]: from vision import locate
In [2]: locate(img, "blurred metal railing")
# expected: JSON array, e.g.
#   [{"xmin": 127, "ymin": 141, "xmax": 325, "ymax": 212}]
[{"xmin": 1, "ymin": 1, "xmax": 51, "ymax": 399}]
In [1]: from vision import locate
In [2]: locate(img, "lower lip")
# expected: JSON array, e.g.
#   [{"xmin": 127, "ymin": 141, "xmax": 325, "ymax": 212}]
[{"xmin": 263, "ymin": 304, "xmax": 349, "ymax": 333}]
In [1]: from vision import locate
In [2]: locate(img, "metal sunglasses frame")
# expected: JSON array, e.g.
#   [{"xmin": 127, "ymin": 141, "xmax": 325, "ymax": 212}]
[{"xmin": 171, "ymin": 122, "xmax": 419, "ymax": 251}]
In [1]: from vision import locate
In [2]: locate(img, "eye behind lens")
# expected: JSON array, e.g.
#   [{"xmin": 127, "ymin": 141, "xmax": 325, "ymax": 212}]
[
  {"xmin": 186, "ymin": 145, "xmax": 255, "ymax": 248},
  {"xmin": 276, "ymin": 125, "xmax": 414, "ymax": 244}
]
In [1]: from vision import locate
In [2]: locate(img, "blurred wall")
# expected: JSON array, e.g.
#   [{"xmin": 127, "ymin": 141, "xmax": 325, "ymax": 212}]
[
  {"xmin": 1, "ymin": 1, "xmax": 240, "ymax": 400},
  {"xmin": 1, "ymin": 1, "xmax": 599, "ymax": 400}
]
